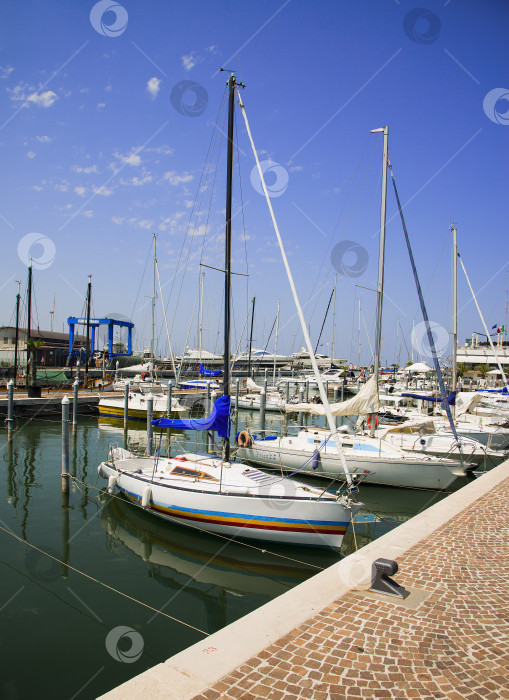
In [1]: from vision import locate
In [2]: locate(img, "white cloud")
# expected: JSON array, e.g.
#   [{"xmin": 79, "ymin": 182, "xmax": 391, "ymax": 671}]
[
  {"xmin": 28, "ymin": 90, "xmax": 58, "ymax": 108},
  {"xmin": 112, "ymin": 216, "xmax": 125, "ymax": 225},
  {"xmin": 93, "ymin": 185, "xmax": 114, "ymax": 196},
  {"xmin": 83, "ymin": 210, "xmax": 94, "ymax": 218},
  {"xmin": 0, "ymin": 65, "xmax": 14, "ymax": 79},
  {"xmin": 289, "ymin": 165, "xmax": 303, "ymax": 172},
  {"xmin": 72, "ymin": 164, "xmax": 98, "ymax": 174},
  {"xmin": 163, "ymin": 170, "xmax": 193, "ymax": 186},
  {"xmin": 32, "ymin": 185, "xmax": 43, "ymax": 192},
  {"xmin": 36, "ymin": 135, "xmax": 51, "ymax": 143},
  {"xmin": 190, "ymin": 224, "xmax": 208, "ymax": 237},
  {"xmin": 74, "ymin": 186, "xmax": 86, "ymax": 197},
  {"xmin": 137, "ymin": 219, "xmax": 154, "ymax": 230},
  {"xmin": 114, "ymin": 150, "xmax": 141, "ymax": 167},
  {"xmin": 9, "ymin": 83, "xmax": 58, "ymax": 108},
  {"xmin": 129, "ymin": 174, "xmax": 153, "ymax": 186},
  {"xmin": 146, "ymin": 145, "xmax": 173, "ymax": 156},
  {"xmin": 147, "ymin": 77, "xmax": 161, "ymax": 99},
  {"xmin": 182, "ymin": 54, "xmax": 197, "ymax": 71},
  {"xmin": 26, "ymin": 151, "xmax": 36, "ymax": 159},
  {"xmin": 97, "ymin": 103, "xmax": 106, "ymax": 109},
  {"xmin": 55, "ymin": 184, "xmax": 69, "ymax": 192},
  {"xmin": 184, "ymin": 200, "xmax": 193, "ymax": 208}
]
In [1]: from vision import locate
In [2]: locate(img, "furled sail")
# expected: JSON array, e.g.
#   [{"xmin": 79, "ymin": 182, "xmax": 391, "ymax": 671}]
[
  {"xmin": 285, "ymin": 375, "xmax": 380, "ymax": 417},
  {"xmin": 153, "ymin": 395, "xmax": 231, "ymax": 438}
]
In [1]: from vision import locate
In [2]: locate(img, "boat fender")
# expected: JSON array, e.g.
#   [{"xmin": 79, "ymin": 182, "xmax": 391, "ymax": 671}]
[
  {"xmin": 311, "ymin": 449, "xmax": 320, "ymax": 471},
  {"xmin": 366, "ymin": 415, "xmax": 379, "ymax": 429},
  {"xmin": 141, "ymin": 485, "xmax": 152, "ymax": 508},
  {"xmin": 141, "ymin": 371, "xmax": 150, "ymax": 381},
  {"xmin": 107, "ymin": 474, "xmax": 118, "ymax": 493},
  {"xmin": 238, "ymin": 431, "xmax": 253, "ymax": 448},
  {"xmin": 242, "ymin": 378, "xmax": 247, "ymax": 387}
]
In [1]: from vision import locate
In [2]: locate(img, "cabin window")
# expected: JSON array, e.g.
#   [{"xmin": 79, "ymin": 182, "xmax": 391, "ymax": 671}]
[{"xmin": 170, "ymin": 466, "xmax": 217, "ymax": 480}]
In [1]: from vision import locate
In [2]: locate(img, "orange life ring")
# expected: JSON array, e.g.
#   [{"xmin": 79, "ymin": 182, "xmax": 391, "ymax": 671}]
[
  {"xmin": 366, "ymin": 415, "xmax": 379, "ymax": 429},
  {"xmin": 237, "ymin": 430, "xmax": 253, "ymax": 448}
]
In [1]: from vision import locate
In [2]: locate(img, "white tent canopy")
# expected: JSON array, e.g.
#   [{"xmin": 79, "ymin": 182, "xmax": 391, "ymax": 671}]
[{"xmin": 403, "ymin": 362, "xmax": 433, "ymax": 373}]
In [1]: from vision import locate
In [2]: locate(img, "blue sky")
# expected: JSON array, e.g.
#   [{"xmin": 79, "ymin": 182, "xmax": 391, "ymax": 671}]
[{"xmin": 1, "ymin": 0, "xmax": 508, "ymax": 366}]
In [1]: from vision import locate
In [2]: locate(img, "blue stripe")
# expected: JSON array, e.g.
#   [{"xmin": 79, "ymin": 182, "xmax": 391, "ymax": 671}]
[{"xmin": 119, "ymin": 486, "xmax": 347, "ymax": 527}]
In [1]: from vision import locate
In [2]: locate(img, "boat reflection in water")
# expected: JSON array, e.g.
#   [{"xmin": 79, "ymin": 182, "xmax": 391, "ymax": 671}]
[{"xmin": 100, "ymin": 495, "xmax": 340, "ymax": 615}]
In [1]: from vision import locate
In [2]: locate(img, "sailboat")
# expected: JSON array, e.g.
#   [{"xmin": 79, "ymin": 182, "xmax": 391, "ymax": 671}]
[
  {"xmin": 237, "ymin": 127, "xmax": 471, "ymax": 490},
  {"xmin": 98, "ymin": 73, "xmax": 361, "ymax": 549}
]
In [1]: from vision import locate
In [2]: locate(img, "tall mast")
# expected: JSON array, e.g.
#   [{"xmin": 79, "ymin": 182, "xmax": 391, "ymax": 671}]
[
  {"xmin": 151, "ymin": 233, "xmax": 156, "ymax": 371},
  {"xmin": 50, "ymin": 294, "xmax": 55, "ymax": 332},
  {"xmin": 357, "ymin": 297, "xmax": 361, "ymax": 366},
  {"xmin": 223, "ymin": 72, "xmax": 236, "ymax": 463},
  {"xmin": 396, "ymin": 316, "xmax": 399, "ymax": 367},
  {"xmin": 26, "ymin": 262, "xmax": 33, "ymax": 390},
  {"xmin": 14, "ymin": 280, "xmax": 21, "ymax": 386},
  {"xmin": 331, "ymin": 273, "xmax": 337, "ymax": 362},
  {"xmin": 198, "ymin": 270, "xmax": 205, "ymax": 364},
  {"xmin": 371, "ymin": 125, "xmax": 389, "ymax": 392},
  {"xmin": 451, "ymin": 225, "xmax": 458, "ymax": 394},
  {"xmin": 247, "ymin": 296, "xmax": 256, "ymax": 377},
  {"xmin": 84, "ymin": 275, "xmax": 92, "ymax": 386},
  {"xmin": 273, "ymin": 300, "xmax": 280, "ymax": 386}
]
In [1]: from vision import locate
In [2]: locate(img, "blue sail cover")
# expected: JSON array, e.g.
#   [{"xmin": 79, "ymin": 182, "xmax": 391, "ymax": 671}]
[
  {"xmin": 402, "ymin": 392, "xmax": 456, "ymax": 410},
  {"xmin": 199, "ymin": 363, "xmax": 222, "ymax": 377},
  {"xmin": 152, "ymin": 395, "xmax": 231, "ymax": 438}
]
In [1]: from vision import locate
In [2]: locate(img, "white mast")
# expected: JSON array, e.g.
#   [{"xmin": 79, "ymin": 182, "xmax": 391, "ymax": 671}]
[
  {"xmin": 273, "ymin": 300, "xmax": 280, "ymax": 387},
  {"xmin": 358, "ymin": 298, "xmax": 361, "ymax": 367},
  {"xmin": 451, "ymin": 225, "xmax": 458, "ymax": 394},
  {"xmin": 198, "ymin": 270, "xmax": 205, "ymax": 364},
  {"xmin": 151, "ymin": 233, "xmax": 156, "ymax": 372},
  {"xmin": 49, "ymin": 294, "xmax": 55, "ymax": 332},
  {"xmin": 331, "ymin": 273, "xmax": 337, "ymax": 363},
  {"xmin": 370, "ymin": 125, "xmax": 389, "ymax": 435}
]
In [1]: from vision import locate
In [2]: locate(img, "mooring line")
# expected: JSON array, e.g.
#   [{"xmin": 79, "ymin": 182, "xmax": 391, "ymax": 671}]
[{"xmin": 0, "ymin": 524, "xmax": 209, "ymax": 636}]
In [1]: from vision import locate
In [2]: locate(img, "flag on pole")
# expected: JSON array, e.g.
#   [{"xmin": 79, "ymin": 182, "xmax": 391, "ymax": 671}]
[{"xmin": 492, "ymin": 324, "xmax": 498, "ymax": 329}]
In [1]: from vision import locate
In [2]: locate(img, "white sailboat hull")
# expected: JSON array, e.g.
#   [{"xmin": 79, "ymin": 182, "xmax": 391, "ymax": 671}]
[
  {"xmin": 98, "ymin": 454, "xmax": 359, "ymax": 549},
  {"xmin": 237, "ymin": 439, "xmax": 464, "ymax": 490}
]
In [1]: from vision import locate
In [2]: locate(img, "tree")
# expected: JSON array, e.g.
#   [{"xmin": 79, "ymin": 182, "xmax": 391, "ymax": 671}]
[
  {"xmin": 25, "ymin": 339, "xmax": 45, "ymax": 388},
  {"xmin": 456, "ymin": 362, "xmax": 469, "ymax": 378},
  {"xmin": 475, "ymin": 363, "xmax": 490, "ymax": 378}
]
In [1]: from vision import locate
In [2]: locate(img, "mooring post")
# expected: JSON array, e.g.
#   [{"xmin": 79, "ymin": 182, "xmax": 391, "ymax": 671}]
[
  {"xmin": 235, "ymin": 378, "xmax": 240, "ymax": 434},
  {"xmin": 61, "ymin": 396, "xmax": 70, "ymax": 495},
  {"xmin": 206, "ymin": 380, "xmax": 211, "ymax": 414},
  {"xmin": 264, "ymin": 378, "xmax": 268, "ymax": 395},
  {"xmin": 115, "ymin": 360, "xmax": 119, "ymax": 381},
  {"xmin": 286, "ymin": 380, "xmax": 290, "ymax": 403},
  {"xmin": 146, "ymin": 394, "xmax": 154, "ymax": 456},
  {"xmin": 325, "ymin": 380, "xmax": 329, "ymax": 397},
  {"xmin": 298, "ymin": 387, "xmax": 304, "ymax": 428},
  {"xmin": 123, "ymin": 383, "xmax": 129, "ymax": 430},
  {"xmin": 6, "ymin": 379, "xmax": 14, "ymax": 437},
  {"xmin": 72, "ymin": 379, "xmax": 79, "ymax": 428},
  {"xmin": 341, "ymin": 379, "xmax": 345, "ymax": 402},
  {"xmin": 259, "ymin": 389, "xmax": 266, "ymax": 432},
  {"xmin": 264, "ymin": 368, "xmax": 267, "ymax": 384},
  {"xmin": 334, "ymin": 386, "xmax": 339, "ymax": 402},
  {"xmin": 305, "ymin": 379, "xmax": 309, "ymax": 403},
  {"xmin": 167, "ymin": 381, "xmax": 173, "ymax": 417},
  {"xmin": 75, "ymin": 359, "xmax": 80, "ymax": 382}
]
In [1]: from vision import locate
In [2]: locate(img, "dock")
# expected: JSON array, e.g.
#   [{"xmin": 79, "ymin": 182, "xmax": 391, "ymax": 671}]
[{"xmin": 99, "ymin": 460, "xmax": 509, "ymax": 699}]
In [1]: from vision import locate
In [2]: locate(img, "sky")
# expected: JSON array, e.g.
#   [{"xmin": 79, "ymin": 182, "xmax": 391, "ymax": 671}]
[{"xmin": 0, "ymin": 0, "xmax": 508, "ymax": 367}]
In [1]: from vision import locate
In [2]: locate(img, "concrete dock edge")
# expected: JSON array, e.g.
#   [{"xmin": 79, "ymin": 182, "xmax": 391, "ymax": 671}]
[{"xmin": 99, "ymin": 461, "xmax": 509, "ymax": 699}]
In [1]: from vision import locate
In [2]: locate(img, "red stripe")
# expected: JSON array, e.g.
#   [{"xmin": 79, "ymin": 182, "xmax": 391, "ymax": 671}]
[{"xmin": 151, "ymin": 504, "xmax": 346, "ymax": 534}]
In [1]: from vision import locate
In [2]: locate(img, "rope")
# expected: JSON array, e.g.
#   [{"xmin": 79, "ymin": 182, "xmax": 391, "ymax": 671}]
[{"xmin": 0, "ymin": 523, "xmax": 209, "ymax": 636}]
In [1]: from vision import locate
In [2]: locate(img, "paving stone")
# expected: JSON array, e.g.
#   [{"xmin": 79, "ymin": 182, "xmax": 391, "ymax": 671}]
[{"xmin": 194, "ymin": 474, "xmax": 509, "ymax": 700}]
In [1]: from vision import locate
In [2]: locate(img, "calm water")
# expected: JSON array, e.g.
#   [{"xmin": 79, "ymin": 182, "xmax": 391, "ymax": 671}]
[{"xmin": 0, "ymin": 409, "xmax": 464, "ymax": 699}]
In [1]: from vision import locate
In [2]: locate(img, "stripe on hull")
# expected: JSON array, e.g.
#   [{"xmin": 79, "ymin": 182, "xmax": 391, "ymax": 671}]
[{"xmin": 118, "ymin": 486, "xmax": 347, "ymax": 535}]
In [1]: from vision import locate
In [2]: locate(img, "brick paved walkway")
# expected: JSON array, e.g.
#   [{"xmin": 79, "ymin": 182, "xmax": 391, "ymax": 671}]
[{"xmin": 193, "ymin": 476, "xmax": 509, "ymax": 700}]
